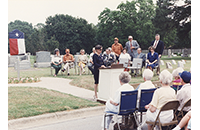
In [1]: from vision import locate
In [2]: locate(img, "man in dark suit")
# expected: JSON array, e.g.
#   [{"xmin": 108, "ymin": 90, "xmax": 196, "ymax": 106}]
[
  {"xmin": 103, "ymin": 48, "xmax": 115, "ymax": 67},
  {"xmin": 151, "ymin": 34, "xmax": 164, "ymax": 75}
]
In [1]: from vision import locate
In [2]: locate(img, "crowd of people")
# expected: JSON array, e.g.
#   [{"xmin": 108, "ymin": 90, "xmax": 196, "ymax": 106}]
[{"xmin": 102, "ymin": 69, "xmax": 191, "ymax": 130}]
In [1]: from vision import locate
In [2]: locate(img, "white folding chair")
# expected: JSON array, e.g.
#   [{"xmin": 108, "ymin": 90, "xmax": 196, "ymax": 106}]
[
  {"xmin": 128, "ymin": 58, "xmax": 143, "ymax": 76},
  {"xmin": 119, "ymin": 58, "xmax": 129, "ymax": 68}
]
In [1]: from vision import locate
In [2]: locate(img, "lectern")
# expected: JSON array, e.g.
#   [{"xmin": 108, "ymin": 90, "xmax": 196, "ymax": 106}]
[{"xmin": 98, "ymin": 64, "xmax": 124, "ymax": 102}]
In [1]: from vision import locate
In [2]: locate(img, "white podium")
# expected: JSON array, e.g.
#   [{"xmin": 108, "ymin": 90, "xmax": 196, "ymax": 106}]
[{"xmin": 98, "ymin": 64, "xmax": 124, "ymax": 102}]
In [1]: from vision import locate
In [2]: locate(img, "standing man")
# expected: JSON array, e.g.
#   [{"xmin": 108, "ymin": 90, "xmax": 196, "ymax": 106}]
[
  {"xmin": 151, "ymin": 34, "xmax": 164, "ymax": 75},
  {"xmin": 111, "ymin": 37, "xmax": 123, "ymax": 61},
  {"xmin": 125, "ymin": 35, "xmax": 140, "ymax": 61}
]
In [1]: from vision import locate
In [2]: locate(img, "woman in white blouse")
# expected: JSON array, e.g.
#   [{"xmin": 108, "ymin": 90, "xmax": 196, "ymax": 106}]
[
  {"xmin": 51, "ymin": 48, "xmax": 62, "ymax": 76},
  {"xmin": 119, "ymin": 48, "xmax": 131, "ymax": 61}
]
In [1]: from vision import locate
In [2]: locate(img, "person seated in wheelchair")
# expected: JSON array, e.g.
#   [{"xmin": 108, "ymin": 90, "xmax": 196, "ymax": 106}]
[
  {"xmin": 101, "ymin": 72, "xmax": 134, "ymax": 130},
  {"xmin": 103, "ymin": 48, "xmax": 115, "ymax": 67},
  {"xmin": 145, "ymin": 70, "xmax": 176, "ymax": 130},
  {"xmin": 61, "ymin": 49, "xmax": 74, "ymax": 76}
]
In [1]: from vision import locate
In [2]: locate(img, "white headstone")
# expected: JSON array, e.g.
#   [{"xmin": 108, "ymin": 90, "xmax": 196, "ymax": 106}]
[
  {"xmin": 168, "ymin": 49, "xmax": 171, "ymax": 58},
  {"xmin": 181, "ymin": 60, "xmax": 186, "ymax": 64},
  {"xmin": 160, "ymin": 60, "xmax": 165, "ymax": 65},
  {"xmin": 166, "ymin": 62, "xmax": 173, "ymax": 69},
  {"xmin": 178, "ymin": 61, "xmax": 184, "ymax": 68},
  {"xmin": 171, "ymin": 60, "xmax": 176, "ymax": 65},
  {"xmin": 34, "ymin": 51, "xmax": 51, "ymax": 68}
]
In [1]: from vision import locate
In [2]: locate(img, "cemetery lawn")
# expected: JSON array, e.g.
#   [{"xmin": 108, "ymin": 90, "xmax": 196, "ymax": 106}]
[
  {"xmin": 8, "ymin": 87, "xmax": 101, "ymax": 120},
  {"xmin": 8, "ymin": 56, "xmax": 191, "ymax": 91}
]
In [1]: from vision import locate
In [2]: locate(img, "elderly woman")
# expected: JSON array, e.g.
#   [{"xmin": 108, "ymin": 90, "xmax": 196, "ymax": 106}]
[
  {"xmin": 146, "ymin": 46, "xmax": 158, "ymax": 71},
  {"xmin": 101, "ymin": 72, "xmax": 134, "ymax": 130},
  {"xmin": 145, "ymin": 69, "xmax": 176, "ymax": 130},
  {"xmin": 78, "ymin": 49, "xmax": 88, "ymax": 75},
  {"xmin": 51, "ymin": 48, "xmax": 62, "ymax": 77},
  {"xmin": 171, "ymin": 67, "xmax": 184, "ymax": 91}
]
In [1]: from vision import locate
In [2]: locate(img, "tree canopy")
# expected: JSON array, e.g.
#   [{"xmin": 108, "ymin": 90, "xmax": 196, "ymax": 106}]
[{"xmin": 8, "ymin": 0, "xmax": 191, "ymax": 55}]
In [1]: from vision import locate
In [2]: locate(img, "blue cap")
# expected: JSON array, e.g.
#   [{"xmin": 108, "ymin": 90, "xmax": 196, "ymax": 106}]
[{"xmin": 179, "ymin": 71, "xmax": 191, "ymax": 83}]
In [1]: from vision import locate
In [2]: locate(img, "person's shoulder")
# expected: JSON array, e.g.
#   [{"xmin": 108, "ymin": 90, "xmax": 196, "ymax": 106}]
[{"xmin": 154, "ymin": 52, "xmax": 158, "ymax": 55}]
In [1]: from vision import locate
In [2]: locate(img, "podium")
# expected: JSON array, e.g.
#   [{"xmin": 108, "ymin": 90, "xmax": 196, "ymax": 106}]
[{"xmin": 98, "ymin": 64, "xmax": 124, "ymax": 102}]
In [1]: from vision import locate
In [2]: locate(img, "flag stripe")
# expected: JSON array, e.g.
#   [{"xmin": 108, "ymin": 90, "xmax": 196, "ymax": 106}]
[{"xmin": 9, "ymin": 39, "xmax": 19, "ymax": 55}]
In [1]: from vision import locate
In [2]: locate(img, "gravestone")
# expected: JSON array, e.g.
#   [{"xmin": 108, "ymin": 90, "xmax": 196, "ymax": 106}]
[
  {"xmin": 160, "ymin": 60, "xmax": 165, "ymax": 65},
  {"xmin": 182, "ymin": 48, "xmax": 188, "ymax": 57},
  {"xmin": 14, "ymin": 60, "xmax": 31, "ymax": 70},
  {"xmin": 168, "ymin": 49, "xmax": 171, "ymax": 58},
  {"xmin": 34, "ymin": 51, "xmax": 51, "ymax": 68},
  {"xmin": 8, "ymin": 53, "xmax": 31, "ymax": 69},
  {"xmin": 166, "ymin": 62, "xmax": 173, "ymax": 69},
  {"xmin": 178, "ymin": 61, "xmax": 184, "ymax": 68},
  {"xmin": 181, "ymin": 59, "xmax": 186, "ymax": 64},
  {"xmin": 171, "ymin": 60, "xmax": 176, "ymax": 65}
]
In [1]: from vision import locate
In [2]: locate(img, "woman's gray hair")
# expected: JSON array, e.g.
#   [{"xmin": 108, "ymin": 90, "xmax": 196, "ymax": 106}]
[
  {"xmin": 159, "ymin": 69, "xmax": 173, "ymax": 85},
  {"xmin": 119, "ymin": 72, "xmax": 131, "ymax": 84},
  {"xmin": 143, "ymin": 69, "xmax": 153, "ymax": 80}
]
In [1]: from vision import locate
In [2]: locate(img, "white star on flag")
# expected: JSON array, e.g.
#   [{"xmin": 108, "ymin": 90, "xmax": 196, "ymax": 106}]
[{"xmin": 15, "ymin": 33, "xmax": 19, "ymax": 37}]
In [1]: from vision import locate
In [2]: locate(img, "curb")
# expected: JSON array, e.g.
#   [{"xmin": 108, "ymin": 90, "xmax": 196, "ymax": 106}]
[{"xmin": 8, "ymin": 105, "xmax": 105, "ymax": 130}]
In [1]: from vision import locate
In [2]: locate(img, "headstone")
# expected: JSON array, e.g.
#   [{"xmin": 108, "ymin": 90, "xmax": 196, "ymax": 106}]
[
  {"xmin": 182, "ymin": 48, "xmax": 188, "ymax": 57},
  {"xmin": 181, "ymin": 59, "xmax": 186, "ymax": 64},
  {"xmin": 14, "ymin": 60, "xmax": 31, "ymax": 70},
  {"xmin": 8, "ymin": 54, "xmax": 30, "ymax": 68},
  {"xmin": 166, "ymin": 62, "xmax": 173, "ymax": 69},
  {"xmin": 178, "ymin": 61, "xmax": 184, "ymax": 68},
  {"xmin": 34, "ymin": 51, "xmax": 51, "ymax": 68},
  {"xmin": 160, "ymin": 60, "xmax": 165, "ymax": 65},
  {"xmin": 171, "ymin": 60, "xmax": 176, "ymax": 65},
  {"xmin": 168, "ymin": 49, "xmax": 171, "ymax": 58}
]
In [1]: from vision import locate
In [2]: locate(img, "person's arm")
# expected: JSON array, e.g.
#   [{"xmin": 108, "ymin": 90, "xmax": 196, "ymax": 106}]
[
  {"xmin": 133, "ymin": 40, "xmax": 140, "ymax": 49},
  {"xmin": 120, "ymin": 44, "xmax": 123, "ymax": 52},
  {"xmin": 145, "ymin": 90, "xmax": 158, "ymax": 113},
  {"xmin": 93, "ymin": 54, "xmax": 103, "ymax": 68},
  {"xmin": 159, "ymin": 41, "xmax": 164, "ymax": 58}
]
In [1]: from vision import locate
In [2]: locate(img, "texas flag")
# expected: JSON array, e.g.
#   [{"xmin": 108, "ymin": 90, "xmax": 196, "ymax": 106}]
[{"xmin": 9, "ymin": 29, "xmax": 26, "ymax": 55}]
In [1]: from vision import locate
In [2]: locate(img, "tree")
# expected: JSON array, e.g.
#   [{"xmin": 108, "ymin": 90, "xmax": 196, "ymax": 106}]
[
  {"xmin": 96, "ymin": 0, "xmax": 156, "ymax": 50},
  {"xmin": 46, "ymin": 36, "xmax": 59, "ymax": 54},
  {"xmin": 45, "ymin": 14, "xmax": 96, "ymax": 54}
]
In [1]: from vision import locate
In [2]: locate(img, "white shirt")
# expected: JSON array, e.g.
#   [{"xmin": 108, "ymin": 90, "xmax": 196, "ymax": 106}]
[
  {"xmin": 89, "ymin": 52, "xmax": 94, "ymax": 62},
  {"xmin": 177, "ymin": 83, "xmax": 191, "ymax": 111},
  {"xmin": 153, "ymin": 40, "xmax": 159, "ymax": 48},
  {"xmin": 51, "ymin": 55, "xmax": 62, "ymax": 63},
  {"xmin": 105, "ymin": 83, "xmax": 134, "ymax": 113},
  {"xmin": 119, "ymin": 53, "xmax": 131, "ymax": 61}
]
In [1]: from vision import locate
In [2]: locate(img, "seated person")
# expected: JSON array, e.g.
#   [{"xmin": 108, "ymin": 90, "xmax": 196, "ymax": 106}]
[
  {"xmin": 176, "ymin": 71, "xmax": 191, "ymax": 116},
  {"xmin": 61, "ymin": 49, "xmax": 74, "ymax": 76},
  {"xmin": 78, "ymin": 49, "xmax": 88, "ymax": 75},
  {"xmin": 119, "ymin": 48, "xmax": 131, "ymax": 61},
  {"xmin": 172, "ymin": 111, "xmax": 191, "ymax": 130},
  {"xmin": 101, "ymin": 72, "xmax": 134, "ymax": 130},
  {"xmin": 171, "ymin": 67, "xmax": 184, "ymax": 91},
  {"xmin": 87, "ymin": 47, "xmax": 95, "ymax": 75},
  {"xmin": 103, "ymin": 48, "xmax": 115, "ymax": 67},
  {"xmin": 146, "ymin": 46, "xmax": 158, "ymax": 71},
  {"xmin": 145, "ymin": 70, "xmax": 176, "ymax": 130},
  {"xmin": 135, "ymin": 48, "xmax": 146, "ymax": 68},
  {"xmin": 136, "ymin": 69, "xmax": 155, "ymax": 107},
  {"xmin": 51, "ymin": 48, "xmax": 62, "ymax": 77}
]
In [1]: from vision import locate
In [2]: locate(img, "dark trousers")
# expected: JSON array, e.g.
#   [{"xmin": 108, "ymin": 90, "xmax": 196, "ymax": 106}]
[
  {"xmin": 87, "ymin": 62, "xmax": 94, "ymax": 75},
  {"xmin": 51, "ymin": 62, "xmax": 62, "ymax": 75}
]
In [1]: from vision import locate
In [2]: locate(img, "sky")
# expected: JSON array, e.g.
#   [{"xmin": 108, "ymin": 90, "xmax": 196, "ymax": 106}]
[{"xmin": 8, "ymin": 0, "xmax": 159, "ymax": 26}]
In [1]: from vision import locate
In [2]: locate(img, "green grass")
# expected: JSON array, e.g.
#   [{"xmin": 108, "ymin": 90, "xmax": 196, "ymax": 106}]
[{"xmin": 8, "ymin": 87, "xmax": 101, "ymax": 120}]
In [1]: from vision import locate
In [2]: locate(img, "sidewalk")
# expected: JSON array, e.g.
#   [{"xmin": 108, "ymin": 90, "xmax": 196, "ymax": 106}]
[{"xmin": 8, "ymin": 77, "xmax": 95, "ymax": 101}]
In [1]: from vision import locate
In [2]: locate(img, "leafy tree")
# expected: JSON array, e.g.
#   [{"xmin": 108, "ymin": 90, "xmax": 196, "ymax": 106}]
[
  {"xmin": 45, "ymin": 14, "xmax": 96, "ymax": 54},
  {"xmin": 46, "ymin": 36, "xmax": 59, "ymax": 54},
  {"xmin": 96, "ymin": 0, "xmax": 156, "ymax": 50}
]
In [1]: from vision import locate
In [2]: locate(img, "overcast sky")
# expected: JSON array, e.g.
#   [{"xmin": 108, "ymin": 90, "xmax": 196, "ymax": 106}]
[{"xmin": 8, "ymin": 0, "xmax": 157, "ymax": 26}]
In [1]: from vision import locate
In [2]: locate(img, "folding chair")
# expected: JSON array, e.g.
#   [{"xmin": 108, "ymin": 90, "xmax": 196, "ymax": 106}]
[
  {"xmin": 146, "ymin": 100, "xmax": 180, "ymax": 130},
  {"xmin": 177, "ymin": 99, "xmax": 191, "ymax": 121},
  {"xmin": 128, "ymin": 58, "xmax": 142, "ymax": 76},
  {"xmin": 136, "ymin": 88, "xmax": 157, "ymax": 125},
  {"xmin": 119, "ymin": 58, "xmax": 129, "ymax": 68},
  {"xmin": 104, "ymin": 90, "xmax": 138, "ymax": 130}
]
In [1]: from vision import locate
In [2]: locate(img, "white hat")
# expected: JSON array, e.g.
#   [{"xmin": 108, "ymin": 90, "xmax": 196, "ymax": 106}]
[{"xmin": 128, "ymin": 36, "xmax": 133, "ymax": 39}]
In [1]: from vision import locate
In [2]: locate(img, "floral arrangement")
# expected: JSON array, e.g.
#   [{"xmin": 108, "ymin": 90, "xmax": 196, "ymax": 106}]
[{"xmin": 8, "ymin": 77, "xmax": 40, "ymax": 84}]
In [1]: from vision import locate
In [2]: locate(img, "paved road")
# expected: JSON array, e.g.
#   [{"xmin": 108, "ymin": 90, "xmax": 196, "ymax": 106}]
[{"xmin": 22, "ymin": 115, "xmax": 103, "ymax": 130}]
